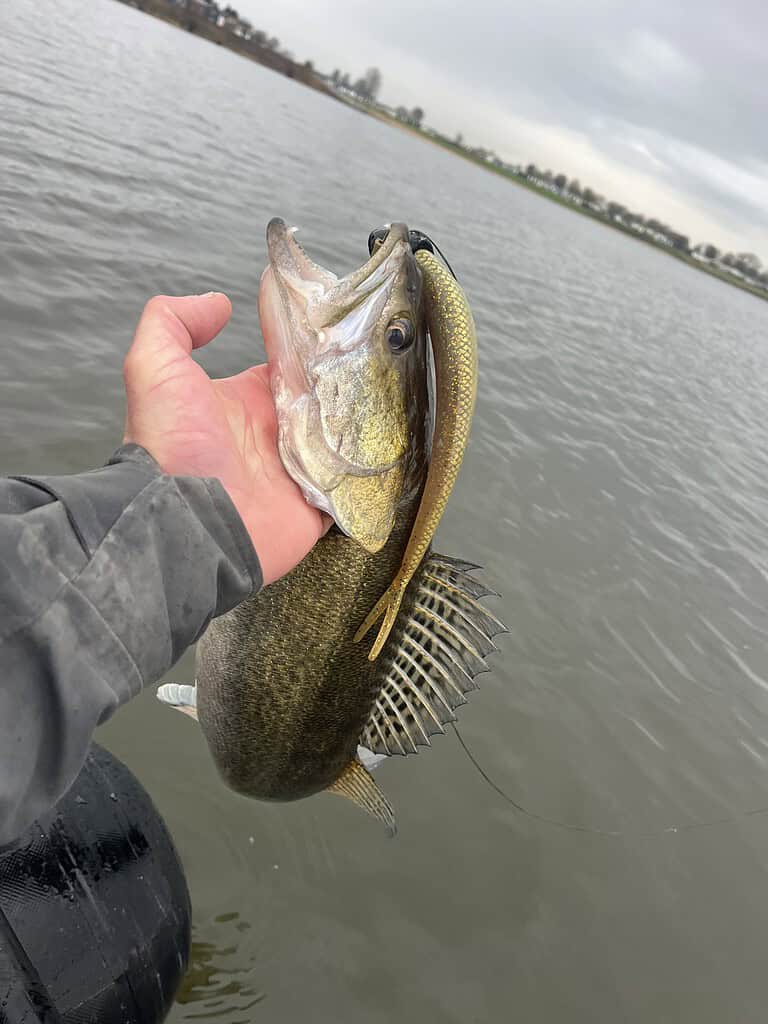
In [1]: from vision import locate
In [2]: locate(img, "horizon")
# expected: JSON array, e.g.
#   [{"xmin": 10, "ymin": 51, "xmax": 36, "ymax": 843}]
[{"xmin": 230, "ymin": 0, "xmax": 767, "ymax": 265}]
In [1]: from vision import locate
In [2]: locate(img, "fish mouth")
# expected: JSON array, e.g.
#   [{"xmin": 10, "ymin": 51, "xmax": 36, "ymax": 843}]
[
  {"xmin": 259, "ymin": 219, "xmax": 419, "ymax": 553},
  {"xmin": 264, "ymin": 217, "xmax": 411, "ymax": 324},
  {"xmin": 265, "ymin": 218, "xmax": 339, "ymax": 302}
]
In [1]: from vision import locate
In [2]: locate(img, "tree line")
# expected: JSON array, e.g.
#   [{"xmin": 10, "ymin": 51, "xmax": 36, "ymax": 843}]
[
  {"xmin": 520, "ymin": 164, "xmax": 765, "ymax": 284},
  {"xmin": 329, "ymin": 67, "xmax": 381, "ymax": 101},
  {"xmin": 328, "ymin": 68, "xmax": 425, "ymax": 128},
  {"xmin": 176, "ymin": 0, "xmax": 283, "ymax": 53}
]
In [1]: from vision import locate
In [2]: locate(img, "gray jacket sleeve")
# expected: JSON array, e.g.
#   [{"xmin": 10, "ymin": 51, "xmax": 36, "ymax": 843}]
[{"xmin": 0, "ymin": 443, "xmax": 262, "ymax": 844}]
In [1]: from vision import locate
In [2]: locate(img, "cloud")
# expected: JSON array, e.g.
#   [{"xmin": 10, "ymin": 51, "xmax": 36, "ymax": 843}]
[
  {"xmin": 610, "ymin": 31, "xmax": 699, "ymax": 91},
  {"xmin": 624, "ymin": 140, "xmax": 667, "ymax": 172}
]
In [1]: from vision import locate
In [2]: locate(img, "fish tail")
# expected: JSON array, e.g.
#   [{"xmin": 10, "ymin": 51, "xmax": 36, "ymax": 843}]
[{"xmin": 353, "ymin": 584, "xmax": 406, "ymax": 661}]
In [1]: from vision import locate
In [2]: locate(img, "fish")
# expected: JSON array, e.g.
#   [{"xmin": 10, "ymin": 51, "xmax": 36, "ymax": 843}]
[{"xmin": 158, "ymin": 219, "xmax": 505, "ymax": 833}]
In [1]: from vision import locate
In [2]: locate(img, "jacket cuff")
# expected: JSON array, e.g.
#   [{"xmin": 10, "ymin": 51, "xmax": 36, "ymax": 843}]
[
  {"xmin": 12, "ymin": 443, "xmax": 262, "ymax": 613},
  {"xmin": 112, "ymin": 444, "xmax": 263, "ymax": 604}
]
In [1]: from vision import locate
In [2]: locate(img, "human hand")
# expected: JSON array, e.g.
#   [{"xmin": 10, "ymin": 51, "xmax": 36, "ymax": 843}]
[{"xmin": 123, "ymin": 292, "xmax": 329, "ymax": 586}]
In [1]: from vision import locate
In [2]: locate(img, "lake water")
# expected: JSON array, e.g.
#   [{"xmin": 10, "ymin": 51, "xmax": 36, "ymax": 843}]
[{"xmin": 4, "ymin": 1, "xmax": 768, "ymax": 1021}]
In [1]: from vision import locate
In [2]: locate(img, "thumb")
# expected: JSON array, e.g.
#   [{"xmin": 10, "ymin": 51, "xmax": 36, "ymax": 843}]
[{"xmin": 123, "ymin": 292, "xmax": 232, "ymax": 392}]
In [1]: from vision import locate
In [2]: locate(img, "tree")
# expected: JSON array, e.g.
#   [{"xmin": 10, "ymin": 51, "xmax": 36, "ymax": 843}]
[
  {"xmin": 363, "ymin": 67, "xmax": 382, "ymax": 101},
  {"xmin": 737, "ymin": 252, "xmax": 761, "ymax": 269},
  {"xmin": 582, "ymin": 186, "xmax": 597, "ymax": 205},
  {"xmin": 330, "ymin": 69, "xmax": 341, "ymax": 85},
  {"xmin": 350, "ymin": 68, "xmax": 382, "ymax": 101},
  {"xmin": 525, "ymin": 163, "xmax": 538, "ymax": 178},
  {"xmin": 554, "ymin": 173, "xmax": 567, "ymax": 190},
  {"xmin": 395, "ymin": 106, "xmax": 408, "ymax": 120},
  {"xmin": 569, "ymin": 179, "xmax": 581, "ymax": 197},
  {"xmin": 736, "ymin": 253, "xmax": 761, "ymax": 277},
  {"xmin": 694, "ymin": 243, "xmax": 719, "ymax": 260},
  {"xmin": 410, "ymin": 106, "xmax": 424, "ymax": 128},
  {"xmin": 340, "ymin": 72, "xmax": 351, "ymax": 88},
  {"xmin": 455, "ymin": 132, "xmax": 464, "ymax": 147}
]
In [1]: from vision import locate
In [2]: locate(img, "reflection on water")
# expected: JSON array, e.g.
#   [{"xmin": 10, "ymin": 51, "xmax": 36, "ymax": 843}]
[{"xmin": 176, "ymin": 914, "xmax": 265, "ymax": 1020}]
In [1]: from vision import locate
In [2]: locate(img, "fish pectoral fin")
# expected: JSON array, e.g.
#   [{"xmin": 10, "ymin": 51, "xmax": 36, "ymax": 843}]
[
  {"xmin": 353, "ymin": 584, "xmax": 406, "ymax": 661},
  {"xmin": 156, "ymin": 682, "xmax": 199, "ymax": 723},
  {"xmin": 327, "ymin": 760, "xmax": 396, "ymax": 836},
  {"xmin": 359, "ymin": 552, "xmax": 508, "ymax": 758}
]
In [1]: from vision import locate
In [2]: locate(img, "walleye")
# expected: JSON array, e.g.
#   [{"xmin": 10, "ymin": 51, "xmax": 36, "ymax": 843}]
[{"xmin": 158, "ymin": 219, "xmax": 505, "ymax": 832}]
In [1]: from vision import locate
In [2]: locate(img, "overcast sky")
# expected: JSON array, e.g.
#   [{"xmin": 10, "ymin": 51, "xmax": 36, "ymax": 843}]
[{"xmin": 237, "ymin": 0, "xmax": 767, "ymax": 261}]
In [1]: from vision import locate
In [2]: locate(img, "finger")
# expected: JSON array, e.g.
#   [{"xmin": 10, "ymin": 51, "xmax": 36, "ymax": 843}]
[{"xmin": 126, "ymin": 292, "xmax": 232, "ymax": 368}]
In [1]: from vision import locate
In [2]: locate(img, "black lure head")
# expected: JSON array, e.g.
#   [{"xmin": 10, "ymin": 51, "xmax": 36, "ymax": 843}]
[{"xmin": 367, "ymin": 225, "xmax": 456, "ymax": 278}]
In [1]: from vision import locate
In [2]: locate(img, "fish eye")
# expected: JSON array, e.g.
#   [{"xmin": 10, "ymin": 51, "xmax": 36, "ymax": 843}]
[{"xmin": 386, "ymin": 318, "xmax": 414, "ymax": 352}]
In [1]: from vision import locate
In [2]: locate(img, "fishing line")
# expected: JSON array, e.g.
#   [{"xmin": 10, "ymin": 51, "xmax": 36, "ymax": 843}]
[
  {"xmin": 450, "ymin": 722, "xmax": 768, "ymax": 838},
  {"xmin": 407, "ymin": 230, "xmax": 459, "ymax": 281}
]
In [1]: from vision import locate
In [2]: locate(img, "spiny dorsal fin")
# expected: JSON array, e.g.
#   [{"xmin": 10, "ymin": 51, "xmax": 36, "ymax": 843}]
[
  {"xmin": 360, "ymin": 553, "xmax": 507, "ymax": 758},
  {"xmin": 157, "ymin": 682, "xmax": 199, "ymax": 722},
  {"xmin": 327, "ymin": 760, "xmax": 396, "ymax": 836}
]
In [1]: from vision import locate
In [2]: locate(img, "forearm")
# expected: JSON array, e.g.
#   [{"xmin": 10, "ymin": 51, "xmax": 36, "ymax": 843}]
[{"xmin": 0, "ymin": 444, "xmax": 261, "ymax": 844}]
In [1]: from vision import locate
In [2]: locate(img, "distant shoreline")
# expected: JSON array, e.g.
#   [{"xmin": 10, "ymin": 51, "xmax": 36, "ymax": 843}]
[
  {"xmin": 113, "ymin": 0, "xmax": 766, "ymax": 306},
  {"xmin": 112, "ymin": 0, "xmax": 331, "ymax": 96},
  {"xmin": 353, "ymin": 102, "xmax": 768, "ymax": 305}
]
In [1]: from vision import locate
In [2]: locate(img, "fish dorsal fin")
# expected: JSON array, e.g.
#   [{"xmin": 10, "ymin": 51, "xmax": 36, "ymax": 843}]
[
  {"xmin": 327, "ymin": 760, "xmax": 396, "ymax": 835},
  {"xmin": 360, "ymin": 553, "xmax": 507, "ymax": 758},
  {"xmin": 157, "ymin": 682, "xmax": 199, "ymax": 722}
]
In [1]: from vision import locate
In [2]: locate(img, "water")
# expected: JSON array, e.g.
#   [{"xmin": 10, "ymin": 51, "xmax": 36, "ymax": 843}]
[{"xmin": 4, "ymin": 1, "xmax": 768, "ymax": 1020}]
